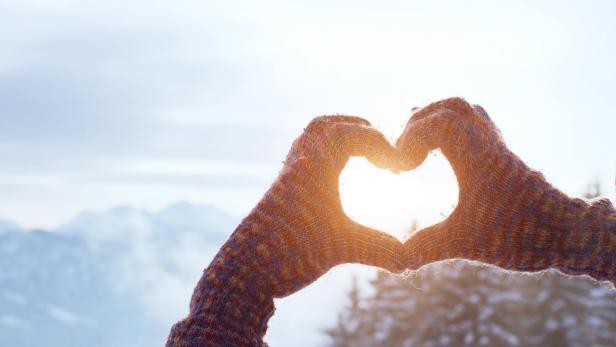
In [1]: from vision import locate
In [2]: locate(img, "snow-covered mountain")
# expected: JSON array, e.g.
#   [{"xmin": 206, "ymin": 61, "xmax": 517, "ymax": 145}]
[
  {"xmin": 0, "ymin": 203, "xmax": 238, "ymax": 347},
  {"xmin": 0, "ymin": 218, "xmax": 21, "ymax": 234}
]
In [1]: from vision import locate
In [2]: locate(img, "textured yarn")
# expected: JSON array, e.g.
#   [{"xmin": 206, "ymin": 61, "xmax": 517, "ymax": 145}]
[
  {"xmin": 166, "ymin": 116, "xmax": 404, "ymax": 346},
  {"xmin": 398, "ymin": 97, "xmax": 616, "ymax": 284}
]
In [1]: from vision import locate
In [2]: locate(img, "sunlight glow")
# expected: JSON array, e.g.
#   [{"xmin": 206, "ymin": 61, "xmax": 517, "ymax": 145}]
[{"xmin": 339, "ymin": 152, "xmax": 459, "ymax": 240}]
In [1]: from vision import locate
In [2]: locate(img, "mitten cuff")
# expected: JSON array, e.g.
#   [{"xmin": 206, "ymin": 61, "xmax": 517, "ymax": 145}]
[{"xmin": 556, "ymin": 198, "xmax": 616, "ymax": 283}]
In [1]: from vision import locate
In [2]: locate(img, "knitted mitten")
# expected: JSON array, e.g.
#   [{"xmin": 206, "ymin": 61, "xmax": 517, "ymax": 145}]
[
  {"xmin": 166, "ymin": 116, "xmax": 404, "ymax": 346},
  {"xmin": 397, "ymin": 97, "xmax": 615, "ymax": 285}
]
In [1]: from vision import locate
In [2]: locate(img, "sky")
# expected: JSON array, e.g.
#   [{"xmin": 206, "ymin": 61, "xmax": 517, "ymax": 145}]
[
  {"xmin": 1, "ymin": 0, "xmax": 616, "ymax": 345},
  {"xmin": 1, "ymin": 0, "xmax": 615, "ymax": 232}
]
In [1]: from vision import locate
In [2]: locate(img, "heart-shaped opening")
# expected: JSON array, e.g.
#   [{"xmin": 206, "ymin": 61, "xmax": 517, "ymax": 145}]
[{"xmin": 339, "ymin": 152, "xmax": 459, "ymax": 241}]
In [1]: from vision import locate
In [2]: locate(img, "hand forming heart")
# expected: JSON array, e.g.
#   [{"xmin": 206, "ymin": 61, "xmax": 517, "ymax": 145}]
[
  {"xmin": 397, "ymin": 97, "xmax": 615, "ymax": 283},
  {"xmin": 168, "ymin": 115, "xmax": 406, "ymax": 346}
]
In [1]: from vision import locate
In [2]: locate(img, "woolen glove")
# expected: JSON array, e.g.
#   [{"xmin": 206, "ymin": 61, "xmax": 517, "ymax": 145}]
[
  {"xmin": 167, "ymin": 115, "xmax": 404, "ymax": 346},
  {"xmin": 398, "ymin": 97, "xmax": 615, "ymax": 285}
]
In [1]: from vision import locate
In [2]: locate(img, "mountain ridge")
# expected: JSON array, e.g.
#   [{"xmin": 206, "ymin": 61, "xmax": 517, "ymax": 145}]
[{"xmin": 0, "ymin": 201, "xmax": 238, "ymax": 347}]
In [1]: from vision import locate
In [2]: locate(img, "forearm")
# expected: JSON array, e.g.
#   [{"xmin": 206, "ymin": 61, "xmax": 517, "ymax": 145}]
[
  {"xmin": 165, "ymin": 169, "xmax": 329, "ymax": 346},
  {"xmin": 165, "ymin": 114, "xmax": 405, "ymax": 345},
  {"xmin": 465, "ymin": 149, "xmax": 616, "ymax": 285},
  {"xmin": 166, "ymin": 223, "xmax": 276, "ymax": 347},
  {"xmin": 553, "ymin": 195, "xmax": 616, "ymax": 283},
  {"xmin": 398, "ymin": 97, "xmax": 616, "ymax": 285},
  {"xmin": 515, "ymin": 171, "xmax": 616, "ymax": 284},
  {"xmin": 166, "ymin": 282, "xmax": 274, "ymax": 347}
]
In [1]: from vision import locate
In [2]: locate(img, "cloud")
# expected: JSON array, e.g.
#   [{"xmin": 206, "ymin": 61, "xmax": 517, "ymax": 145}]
[
  {"xmin": 57, "ymin": 202, "xmax": 235, "ymax": 326},
  {"xmin": 47, "ymin": 304, "xmax": 94, "ymax": 327},
  {"xmin": 0, "ymin": 314, "xmax": 30, "ymax": 329},
  {"xmin": 97, "ymin": 159, "xmax": 279, "ymax": 189}
]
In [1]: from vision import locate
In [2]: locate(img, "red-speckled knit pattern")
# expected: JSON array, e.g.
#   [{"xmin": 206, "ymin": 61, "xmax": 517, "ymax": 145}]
[
  {"xmin": 166, "ymin": 116, "xmax": 404, "ymax": 346},
  {"xmin": 399, "ymin": 97, "xmax": 616, "ymax": 285}
]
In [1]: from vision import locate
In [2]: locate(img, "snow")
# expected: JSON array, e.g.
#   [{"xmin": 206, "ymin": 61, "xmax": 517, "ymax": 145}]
[
  {"xmin": 464, "ymin": 332, "xmax": 474, "ymax": 345},
  {"xmin": 324, "ymin": 261, "xmax": 616, "ymax": 347},
  {"xmin": 0, "ymin": 219, "xmax": 21, "ymax": 234},
  {"xmin": 491, "ymin": 325, "xmax": 519, "ymax": 346},
  {"xmin": 545, "ymin": 318, "xmax": 558, "ymax": 330}
]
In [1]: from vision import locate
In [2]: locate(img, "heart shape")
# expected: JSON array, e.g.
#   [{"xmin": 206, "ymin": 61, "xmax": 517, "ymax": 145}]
[{"xmin": 339, "ymin": 152, "xmax": 459, "ymax": 242}]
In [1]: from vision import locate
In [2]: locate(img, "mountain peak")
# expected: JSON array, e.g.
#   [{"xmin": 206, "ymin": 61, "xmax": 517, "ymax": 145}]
[{"xmin": 0, "ymin": 218, "xmax": 21, "ymax": 234}]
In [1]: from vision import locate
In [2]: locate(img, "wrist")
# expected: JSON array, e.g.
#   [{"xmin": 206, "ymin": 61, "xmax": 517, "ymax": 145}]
[
  {"xmin": 168, "ymin": 284, "xmax": 274, "ymax": 347},
  {"xmin": 497, "ymin": 170, "xmax": 581, "ymax": 272},
  {"xmin": 192, "ymin": 276, "xmax": 275, "ymax": 345},
  {"xmin": 555, "ymin": 197, "xmax": 616, "ymax": 282},
  {"xmin": 166, "ymin": 222, "xmax": 276, "ymax": 347},
  {"xmin": 167, "ymin": 251, "xmax": 275, "ymax": 346}
]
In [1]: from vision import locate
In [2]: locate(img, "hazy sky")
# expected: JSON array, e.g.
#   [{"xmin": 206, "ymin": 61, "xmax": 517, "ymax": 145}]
[
  {"xmin": 2, "ymin": 1, "xmax": 616, "ymax": 346},
  {"xmin": 1, "ymin": 0, "xmax": 615, "ymax": 231}
]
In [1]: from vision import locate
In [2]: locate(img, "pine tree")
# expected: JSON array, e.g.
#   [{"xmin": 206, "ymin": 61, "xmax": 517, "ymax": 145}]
[
  {"xmin": 325, "ymin": 184, "xmax": 616, "ymax": 347},
  {"xmin": 324, "ymin": 277, "xmax": 375, "ymax": 347},
  {"xmin": 584, "ymin": 180, "xmax": 601, "ymax": 199},
  {"xmin": 326, "ymin": 262, "xmax": 616, "ymax": 347}
]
